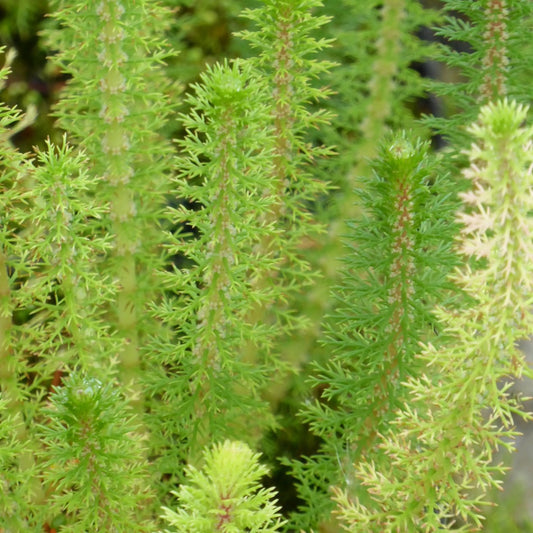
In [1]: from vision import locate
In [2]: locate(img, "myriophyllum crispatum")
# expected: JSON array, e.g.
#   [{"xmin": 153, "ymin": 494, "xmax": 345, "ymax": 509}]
[
  {"xmin": 161, "ymin": 440, "xmax": 285, "ymax": 533},
  {"xmin": 290, "ymin": 131, "xmax": 460, "ymax": 530},
  {"xmin": 39, "ymin": 374, "xmax": 154, "ymax": 532},
  {"xmin": 333, "ymin": 99, "xmax": 533, "ymax": 531}
]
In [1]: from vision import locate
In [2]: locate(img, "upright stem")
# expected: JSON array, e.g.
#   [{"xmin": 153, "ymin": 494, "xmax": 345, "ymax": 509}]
[{"xmin": 344, "ymin": 0, "xmax": 405, "ymax": 215}]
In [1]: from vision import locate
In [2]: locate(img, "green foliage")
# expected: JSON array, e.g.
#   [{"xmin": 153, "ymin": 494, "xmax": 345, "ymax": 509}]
[
  {"xmin": 289, "ymin": 131, "xmax": 461, "ymax": 530},
  {"xmin": 39, "ymin": 373, "xmax": 153, "ymax": 531},
  {"xmin": 236, "ymin": 0, "xmax": 335, "ymax": 391},
  {"xmin": 0, "ymin": 1, "xmax": 531, "ymax": 532},
  {"xmin": 0, "ymin": 51, "xmax": 45, "ymax": 530},
  {"xmin": 148, "ymin": 59, "xmax": 281, "ymax": 473},
  {"xmin": 425, "ymin": 0, "xmax": 533, "ymax": 147},
  {"xmin": 316, "ymin": 0, "xmax": 440, "ymax": 208},
  {"xmin": 45, "ymin": 0, "xmax": 175, "ymax": 390},
  {"xmin": 13, "ymin": 140, "xmax": 119, "ymax": 380},
  {"xmin": 238, "ymin": 0, "xmax": 333, "ymax": 276},
  {"xmin": 333, "ymin": 99, "xmax": 533, "ymax": 531},
  {"xmin": 161, "ymin": 440, "xmax": 285, "ymax": 532}
]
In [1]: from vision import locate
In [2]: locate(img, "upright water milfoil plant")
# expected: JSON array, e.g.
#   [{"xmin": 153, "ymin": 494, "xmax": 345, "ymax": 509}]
[
  {"xmin": 334, "ymin": 99, "xmax": 533, "ymax": 532},
  {"xmin": 290, "ymin": 132, "xmax": 460, "ymax": 530},
  {"xmin": 426, "ymin": 0, "xmax": 533, "ymax": 148},
  {"xmin": 45, "ymin": 0, "xmax": 175, "ymax": 392},
  {"xmin": 315, "ymin": 0, "xmax": 438, "ymax": 216},
  {"xmin": 39, "ymin": 374, "xmax": 154, "ymax": 531},
  {"xmin": 0, "ymin": 49, "xmax": 39, "ymax": 529},
  {"xmin": 0, "ymin": 1, "xmax": 531, "ymax": 530},
  {"xmin": 237, "ymin": 0, "xmax": 334, "ymax": 375},
  {"xmin": 161, "ymin": 440, "xmax": 286, "ymax": 532},
  {"xmin": 147, "ymin": 60, "xmax": 282, "ymax": 492}
]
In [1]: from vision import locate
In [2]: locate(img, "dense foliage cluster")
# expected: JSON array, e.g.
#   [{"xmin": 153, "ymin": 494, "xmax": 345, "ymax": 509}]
[{"xmin": 0, "ymin": 1, "xmax": 531, "ymax": 531}]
